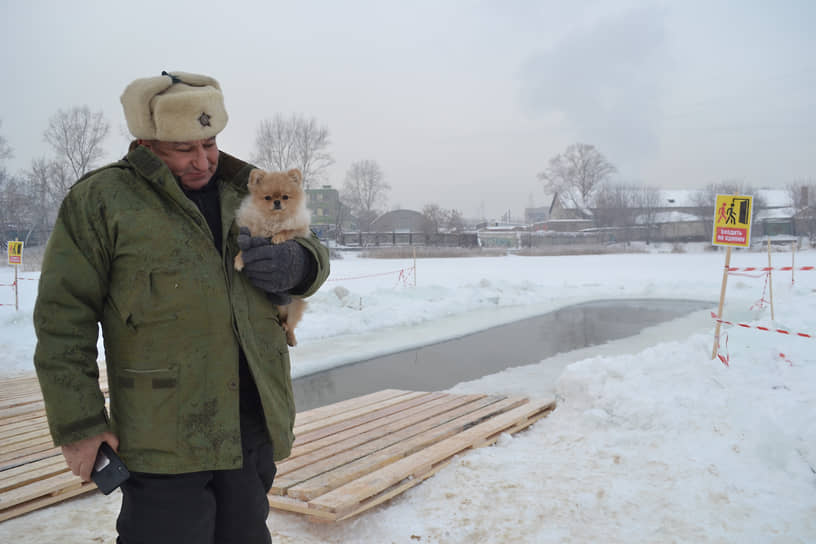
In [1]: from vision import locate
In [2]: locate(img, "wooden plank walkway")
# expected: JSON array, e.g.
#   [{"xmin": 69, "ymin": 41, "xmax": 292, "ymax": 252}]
[
  {"xmin": 0, "ymin": 374, "xmax": 555, "ymax": 523},
  {"xmin": 0, "ymin": 370, "xmax": 109, "ymax": 522},
  {"xmin": 268, "ymin": 389, "xmax": 556, "ymax": 521}
]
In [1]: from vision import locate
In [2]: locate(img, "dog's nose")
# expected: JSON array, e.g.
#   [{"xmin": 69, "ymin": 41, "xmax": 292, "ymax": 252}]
[{"xmin": 274, "ymin": 200, "xmax": 282, "ymax": 208}]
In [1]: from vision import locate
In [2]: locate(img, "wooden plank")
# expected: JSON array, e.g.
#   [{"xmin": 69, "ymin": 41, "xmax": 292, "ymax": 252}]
[
  {"xmin": 293, "ymin": 391, "xmax": 430, "ymax": 437},
  {"xmin": 308, "ymin": 396, "xmax": 556, "ymax": 517},
  {"xmin": 267, "ymin": 494, "xmax": 336, "ymax": 521},
  {"xmin": 0, "ymin": 415, "xmax": 48, "ymax": 437},
  {"xmin": 278, "ymin": 393, "xmax": 488, "ymax": 475},
  {"xmin": 0, "ymin": 428, "xmax": 50, "ymax": 450},
  {"xmin": 0, "ymin": 455, "xmax": 66, "ymax": 493},
  {"xmin": 0, "ymin": 402, "xmax": 47, "ymax": 420},
  {"xmin": 292, "ymin": 392, "xmax": 446, "ymax": 447},
  {"xmin": 282, "ymin": 396, "xmax": 529, "ymax": 501},
  {"xmin": 335, "ymin": 457, "xmax": 455, "ymax": 522},
  {"xmin": 273, "ymin": 396, "xmax": 507, "ymax": 494},
  {"xmin": 288, "ymin": 394, "xmax": 465, "ymax": 459},
  {"xmin": 0, "ymin": 445, "xmax": 60, "ymax": 471},
  {"xmin": 330, "ymin": 401, "xmax": 552, "ymax": 525},
  {"xmin": 0, "ymin": 481, "xmax": 95, "ymax": 523},
  {"xmin": 0, "ymin": 434, "xmax": 55, "ymax": 457},
  {"xmin": 0, "ymin": 392, "xmax": 47, "ymax": 410},
  {"xmin": 0, "ymin": 470, "xmax": 86, "ymax": 511},
  {"xmin": 0, "ymin": 408, "xmax": 48, "ymax": 426},
  {"xmin": 294, "ymin": 389, "xmax": 410, "ymax": 428}
]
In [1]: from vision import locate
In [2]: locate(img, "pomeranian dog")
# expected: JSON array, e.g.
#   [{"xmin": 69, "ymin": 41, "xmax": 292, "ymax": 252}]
[{"xmin": 234, "ymin": 167, "xmax": 311, "ymax": 346}]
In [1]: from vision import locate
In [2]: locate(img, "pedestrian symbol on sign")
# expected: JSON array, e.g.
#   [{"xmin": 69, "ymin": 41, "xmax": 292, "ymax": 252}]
[{"xmin": 712, "ymin": 195, "xmax": 753, "ymax": 248}]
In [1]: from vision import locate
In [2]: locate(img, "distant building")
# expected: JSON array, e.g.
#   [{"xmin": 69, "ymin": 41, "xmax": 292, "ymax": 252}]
[
  {"xmin": 306, "ymin": 185, "xmax": 343, "ymax": 238},
  {"xmin": 524, "ymin": 206, "xmax": 550, "ymax": 225},
  {"xmin": 370, "ymin": 209, "xmax": 434, "ymax": 233}
]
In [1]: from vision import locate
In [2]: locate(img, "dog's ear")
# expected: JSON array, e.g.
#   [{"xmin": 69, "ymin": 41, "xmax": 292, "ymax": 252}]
[
  {"xmin": 287, "ymin": 169, "xmax": 303, "ymax": 185},
  {"xmin": 248, "ymin": 169, "xmax": 265, "ymax": 187}
]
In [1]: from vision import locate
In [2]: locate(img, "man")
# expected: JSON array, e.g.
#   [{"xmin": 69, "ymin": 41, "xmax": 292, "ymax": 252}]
[{"xmin": 33, "ymin": 71, "xmax": 330, "ymax": 543}]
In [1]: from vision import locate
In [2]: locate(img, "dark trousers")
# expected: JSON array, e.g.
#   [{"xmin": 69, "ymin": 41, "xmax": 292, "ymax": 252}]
[{"xmin": 116, "ymin": 436, "xmax": 276, "ymax": 544}]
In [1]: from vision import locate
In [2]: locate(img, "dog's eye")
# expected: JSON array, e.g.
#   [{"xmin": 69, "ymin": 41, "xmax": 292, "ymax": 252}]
[
  {"xmin": 264, "ymin": 196, "xmax": 272, "ymax": 201},
  {"xmin": 282, "ymin": 195, "xmax": 289, "ymax": 200}
]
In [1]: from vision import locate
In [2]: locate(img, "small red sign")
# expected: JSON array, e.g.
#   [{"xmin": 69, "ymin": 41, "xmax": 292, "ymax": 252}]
[{"xmin": 714, "ymin": 227, "xmax": 747, "ymax": 245}]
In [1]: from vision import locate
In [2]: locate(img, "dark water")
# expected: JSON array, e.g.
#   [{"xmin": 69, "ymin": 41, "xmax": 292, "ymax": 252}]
[{"xmin": 292, "ymin": 298, "xmax": 713, "ymax": 411}]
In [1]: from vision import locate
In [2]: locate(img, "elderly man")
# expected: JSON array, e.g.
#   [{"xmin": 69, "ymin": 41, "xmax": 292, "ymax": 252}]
[{"xmin": 33, "ymin": 71, "xmax": 329, "ymax": 543}]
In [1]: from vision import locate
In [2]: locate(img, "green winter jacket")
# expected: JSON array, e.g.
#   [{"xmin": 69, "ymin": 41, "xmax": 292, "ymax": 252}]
[{"xmin": 33, "ymin": 145, "xmax": 329, "ymax": 473}]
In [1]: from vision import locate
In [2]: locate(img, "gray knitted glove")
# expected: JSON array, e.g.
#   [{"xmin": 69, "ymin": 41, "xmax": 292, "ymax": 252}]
[{"xmin": 237, "ymin": 227, "xmax": 310, "ymax": 299}]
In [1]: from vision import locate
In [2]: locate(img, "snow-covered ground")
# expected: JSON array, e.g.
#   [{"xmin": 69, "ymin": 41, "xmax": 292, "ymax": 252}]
[{"xmin": 1, "ymin": 243, "xmax": 814, "ymax": 543}]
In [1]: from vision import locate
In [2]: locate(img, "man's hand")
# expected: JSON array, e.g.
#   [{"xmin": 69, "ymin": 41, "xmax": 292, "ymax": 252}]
[
  {"xmin": 61, "ymin": 431, "xmax": 119, "ymax": 482},
  {"xmin": 237, "ymin": 227, "xmax": 311, "ymax": 295}
]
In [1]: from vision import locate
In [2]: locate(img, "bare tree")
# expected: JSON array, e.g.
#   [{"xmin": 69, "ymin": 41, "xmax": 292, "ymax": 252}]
[
  {"xmin": 422, "ymin": 204, "xmax": 445, "ymax": 234},
  {"xmin": 0, "ymin": 122, "xmax": 24, "ymax": 243},
  {"xmin": 788, "ymin": 179, "xmax": 815, "ymax": 210},
  {"xmin": 341, "ymin": 160, "xmax": 390, "ymax": 231},
  {"xmin": 593, "ymin": 183, "xmax": 638, "ymax": 228},
  {"xmin": 447, "ymin": 209, "xmax": 465, "ymax": 232},
  {"xmin": 422, "ymin": 204, "xmax": 465, "ymax": 234},
  {"xmin": 252, "ymin": 114, "xmax": 334, "ymax": 190},
  {"xmin": 27, "ymin": 157, "xmax": 73, "ymax": 213},
  {"xmin": 637, "ymin": 185, "xmax": 662, "ymax": 243},
  {"xmin": 538, "ymin": 143, "xmax": 616, "ymax": 208},
  {"xmin": 0, "ymin": 120, "xmax": 12, "ymax": 164},
  {"xmin": 0, "ymin": 171, "xmax": 40, "ymax": 244},
  {"xmin": 44, "ymin": 106, "xmax": 110, "ymax": 180}
]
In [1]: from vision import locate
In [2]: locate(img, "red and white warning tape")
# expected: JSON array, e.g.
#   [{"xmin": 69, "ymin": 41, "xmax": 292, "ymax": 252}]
[
  {"xmin": 327, "ymin": 266, "xmax": 415, "ymax": 283},
  {"xmin": 728, "ymin": 266, "xmax": 814, "ymax": 272},
  {"xmin": 710, "ymin": 312, "xmax": 813, "ymax": 339}
]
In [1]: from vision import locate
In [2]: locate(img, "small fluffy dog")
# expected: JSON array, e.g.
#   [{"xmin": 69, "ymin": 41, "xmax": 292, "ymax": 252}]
[{"xmin": 234, "ymin": 167, "xmax": 311, "ymax": 346}]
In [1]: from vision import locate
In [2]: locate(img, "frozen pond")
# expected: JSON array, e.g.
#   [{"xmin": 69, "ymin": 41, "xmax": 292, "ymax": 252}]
[{"xmin": 292, "ymin": 298, "xmax": 714, "ymax": 410}]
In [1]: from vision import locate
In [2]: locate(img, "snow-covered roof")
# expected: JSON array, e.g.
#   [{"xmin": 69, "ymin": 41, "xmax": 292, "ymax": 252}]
[
  {"xmin": 754, "ymin": 207, "xmax": 796, "ymax": 221},
  {"xmin": 554, "ymin": 189, "xmax": 594, "ymax": 216},
  {"xmin": 656, "ymin": 190, "xmax": 705, "ymax": 208},
  {"xmin": 756, "ymin": 189, "xmax": 792, "ymax": 208},
  {"xmin": 636, "ymin": 211, "xmax": 701, "ymax": 224}
]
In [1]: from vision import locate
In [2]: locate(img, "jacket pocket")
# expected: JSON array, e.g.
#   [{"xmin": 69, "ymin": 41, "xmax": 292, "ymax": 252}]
[
  {"xmin": 113, "ymin": 366, "xmax": 179, "ymax": 453},
  {"xmin": 140, "ymin": 267, "xmax": 187, "ymax": 325}
]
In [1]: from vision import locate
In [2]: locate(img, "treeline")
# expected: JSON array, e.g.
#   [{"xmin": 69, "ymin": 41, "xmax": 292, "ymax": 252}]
[{"xmin": 1, "ymin": 111, "xmax": 467, "ymax": 246}]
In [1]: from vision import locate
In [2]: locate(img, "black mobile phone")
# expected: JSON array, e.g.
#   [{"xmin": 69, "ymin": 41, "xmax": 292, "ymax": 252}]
[{"xmin": 91, "ymin": 442, "xmax": 130, "ymax": 495}]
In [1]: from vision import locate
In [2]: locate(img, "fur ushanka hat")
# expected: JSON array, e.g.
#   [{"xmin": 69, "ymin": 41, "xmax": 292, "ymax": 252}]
[{"xmin": 121, "ymin": 71, "xmax": 228, "ymax": 142}]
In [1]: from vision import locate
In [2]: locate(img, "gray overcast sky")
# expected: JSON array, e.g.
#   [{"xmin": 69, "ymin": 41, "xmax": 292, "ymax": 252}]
[{"xmin": 1, "ymin": 0, "xmax": 814, "ymax": 220}]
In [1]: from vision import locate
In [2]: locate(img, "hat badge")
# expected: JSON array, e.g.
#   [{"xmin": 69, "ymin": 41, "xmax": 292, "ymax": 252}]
[{"xmin": 198, "ymin": 112, "xmax": 211, "ymax": 127}]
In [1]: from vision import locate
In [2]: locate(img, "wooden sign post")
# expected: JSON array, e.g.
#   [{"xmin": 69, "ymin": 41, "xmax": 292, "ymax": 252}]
[
  {"xmin": 7, "ymin": 240, "xmax": 24, "ymax": 312},
  {"xmin": 767, "ymin": 240, "xmax": 774, "ymax": 321},
  {"xmin": 712, "ymin": 247, "xmax": 732, "ymax": 359},
  {"xmin": 710, "ymin": 195, "xmax": 753, "ymax": 359}
]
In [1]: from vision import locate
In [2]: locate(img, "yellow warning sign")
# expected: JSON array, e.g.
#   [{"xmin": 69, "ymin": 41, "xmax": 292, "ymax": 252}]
[
  {"xmin": 712, "ymin": 194, "xmax": 753, "ymax": 247},
  {"xmin": 7, "ymin": 241, "xmax": 23, "ymax": 265}
]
